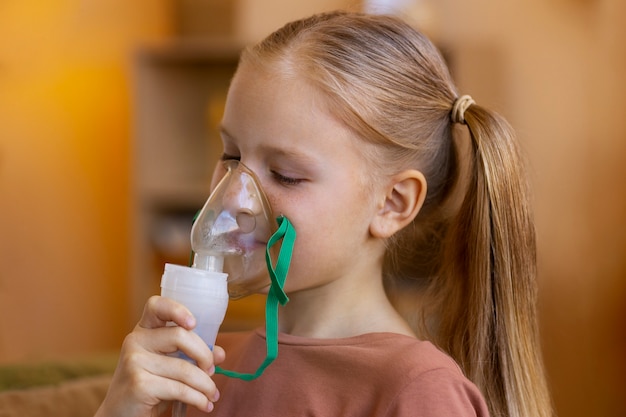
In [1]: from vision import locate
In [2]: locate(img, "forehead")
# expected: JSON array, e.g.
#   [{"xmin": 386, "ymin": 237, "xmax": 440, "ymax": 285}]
[
  {"xmin": 227, "ymin": 61, "xmax": 325, "ymax": 121},
  {"xmin": 222, "ymin": 63, "xmax": 358, "ymax": 156}
]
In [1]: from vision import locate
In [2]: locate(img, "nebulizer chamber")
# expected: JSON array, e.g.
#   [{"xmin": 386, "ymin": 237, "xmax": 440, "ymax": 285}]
[{"xmin": 160, "ymin": 159, "xmax": 278, "ymax": 352}]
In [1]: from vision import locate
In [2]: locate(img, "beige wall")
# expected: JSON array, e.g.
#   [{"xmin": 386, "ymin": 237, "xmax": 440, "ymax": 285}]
[
  {"xmin": 1, "ymin": 0, "xmax": 624, "ymax": 416},
  {"xmin": 0, "ymin": 1, "xmax": 173, "ymax": 361}
]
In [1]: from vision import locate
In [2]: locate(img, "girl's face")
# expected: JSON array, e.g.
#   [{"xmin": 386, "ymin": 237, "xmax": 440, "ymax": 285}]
[{"xmin": 214, "ymin": 63, "xmax": 387, "ymax": 295}]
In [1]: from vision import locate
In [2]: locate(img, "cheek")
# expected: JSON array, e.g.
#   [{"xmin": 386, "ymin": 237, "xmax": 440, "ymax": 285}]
[
  {"xmin": 283, "ymin": 195, "xmax": 369, "ymax": 262},
  {"xmin": 261, "ymin": 184, "xmax": 300, "ymax": 221}
]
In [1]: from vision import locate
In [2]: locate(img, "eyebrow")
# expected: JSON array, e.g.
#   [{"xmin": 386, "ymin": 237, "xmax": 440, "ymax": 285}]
[{"xmin": 219, "ymin": 125, "xmax": 319, "ymax": 165}]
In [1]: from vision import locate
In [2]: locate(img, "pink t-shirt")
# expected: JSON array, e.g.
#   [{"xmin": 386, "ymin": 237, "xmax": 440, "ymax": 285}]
[{"xmin": 190, "ymin": 329, "xmax": 489, "ymax": 416}]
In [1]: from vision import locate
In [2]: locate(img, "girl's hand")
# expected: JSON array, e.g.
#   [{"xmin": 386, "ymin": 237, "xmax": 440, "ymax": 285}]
[{"xmin": 95, "ymin": 296, "xmax": 226, "ymax": 417}]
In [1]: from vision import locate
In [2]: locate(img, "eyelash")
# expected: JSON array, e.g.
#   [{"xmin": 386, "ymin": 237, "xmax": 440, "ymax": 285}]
[
  {"xmin": 220, "ymin": 153, "xmax": 240, "ymax": 162},
  {"xmin": 272, "ymin": 171, "xmax": 302, "ymax": 186},
  {"xmin": 219, "ymin": 153, "xmax": 303, "ymax": 186}
]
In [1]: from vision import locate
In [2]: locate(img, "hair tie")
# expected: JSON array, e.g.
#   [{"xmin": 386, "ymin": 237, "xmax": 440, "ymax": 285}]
[{"xmin": 451, "ymin": 95, "xmax": 475, "ymax": 124}]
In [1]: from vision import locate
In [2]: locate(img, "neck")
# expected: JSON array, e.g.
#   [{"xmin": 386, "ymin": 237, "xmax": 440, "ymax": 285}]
[{"xmin": 278, "ymin": 270, "xmax": 415, "ymax": 339}]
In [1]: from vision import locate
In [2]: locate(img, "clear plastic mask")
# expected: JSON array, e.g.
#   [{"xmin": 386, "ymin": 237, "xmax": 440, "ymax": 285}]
[
  {"xmin": 187, "ymin": 159, "xmax": 295, "ymax": 381},
  {"xmin": 190, "ymin": 159, "xmax": 278, "ymax": 299}
]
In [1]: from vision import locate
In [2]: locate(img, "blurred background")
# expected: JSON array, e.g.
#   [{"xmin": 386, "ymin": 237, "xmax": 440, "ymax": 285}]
[{"xmin": 0, "ymin": 0, "xmax": 624, "ymax": 416}]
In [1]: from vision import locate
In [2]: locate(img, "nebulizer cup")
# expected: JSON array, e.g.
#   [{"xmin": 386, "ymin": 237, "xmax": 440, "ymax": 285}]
[{"xmin": 160, "ymin": 160, "xmax": 287, "ymax": 417}]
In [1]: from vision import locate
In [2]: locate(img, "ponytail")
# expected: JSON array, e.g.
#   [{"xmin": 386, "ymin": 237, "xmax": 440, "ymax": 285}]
[{"xmin": 429, "ymin": 103, "xmax": 552, "ymax": 417}]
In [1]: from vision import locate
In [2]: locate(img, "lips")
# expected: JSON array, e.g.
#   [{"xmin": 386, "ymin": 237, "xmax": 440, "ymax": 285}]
[{"xmin": 214, "ymin": 231, "xmax": 266, "ymax": 255}]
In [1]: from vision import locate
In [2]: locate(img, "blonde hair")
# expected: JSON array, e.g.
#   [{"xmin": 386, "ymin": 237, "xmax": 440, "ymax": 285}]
[{"xmin": 241, "ymin": 11, "xmax": 552, "ymax": 417}]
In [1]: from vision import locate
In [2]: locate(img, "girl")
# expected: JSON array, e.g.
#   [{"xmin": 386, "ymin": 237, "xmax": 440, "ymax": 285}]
[{"xmin": 96, "ymin": 11, "xmax": 552, "ymax": 417}]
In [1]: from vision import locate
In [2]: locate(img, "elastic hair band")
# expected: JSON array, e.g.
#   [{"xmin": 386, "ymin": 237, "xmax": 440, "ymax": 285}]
[{"xmin": 451, "ymin": 95, "xmax": 475, "ymax": 124}]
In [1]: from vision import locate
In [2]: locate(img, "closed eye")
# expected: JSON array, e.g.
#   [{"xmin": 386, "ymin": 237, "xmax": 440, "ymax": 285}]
[
  {"xmin": 220, "ymin": 152, "xmax": 303, "ymax": 185},
  {"xmin": 271, "ymin": 171, "xmax": 303, "ymax": 186},
  {"xmin": 220, "ymin": 152, "xmax": 241, "ymax": 161}
]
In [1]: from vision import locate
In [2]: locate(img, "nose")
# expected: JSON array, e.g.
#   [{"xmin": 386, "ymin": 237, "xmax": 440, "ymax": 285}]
[{"xmin": 220, "ymin": 161, "xmax": 264, "ymax": 234}]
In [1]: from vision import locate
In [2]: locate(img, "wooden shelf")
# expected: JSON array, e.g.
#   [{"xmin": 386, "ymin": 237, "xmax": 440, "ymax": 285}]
[{"xmin": 130, "ymin": 39, "xmax": 264, "ymax": 330}]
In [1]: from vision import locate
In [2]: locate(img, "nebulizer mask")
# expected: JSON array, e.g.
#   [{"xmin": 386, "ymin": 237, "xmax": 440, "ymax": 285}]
[{"xmin": 160, "ymin": 160, "xmax": 295, "ymax": 386}]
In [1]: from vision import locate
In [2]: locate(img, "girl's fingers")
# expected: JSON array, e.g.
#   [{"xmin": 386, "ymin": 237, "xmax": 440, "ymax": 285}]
[
  {"xmin": 138, "ymin": 296, "xmax": 196, "ymax": 330},
  {"xmin": 134, "ymin": 297, "xmax": 219, "ymax": 372},
  {"xmin": 112, "ymin": 341, "xmax": 220, "ymax": 414},
  {"xmin": 143, "ymin": 353, "xmax": 221, "ymax": 404},
  {"xmin": 127, "ymin": 325, "xmax": 216, "ymax": 373},
  {"xmin": 97, "ymin": 296, "xmax": 227, "ymax": 417},
  {"xmin": 110, "ymin": 357, "xmax": 218, "ymax": 414},
  {"xmin": 212, "ymin": 345, "xmax": 226, "ymax": 366}
]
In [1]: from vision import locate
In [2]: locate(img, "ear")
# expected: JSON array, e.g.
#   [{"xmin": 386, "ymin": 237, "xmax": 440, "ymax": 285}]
[{"xmin": 369, "ymin": 170, "xmax": 427, "ymax": 239}]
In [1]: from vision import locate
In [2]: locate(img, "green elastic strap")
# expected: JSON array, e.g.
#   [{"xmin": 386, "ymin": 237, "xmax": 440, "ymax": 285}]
[{"xmin": 214, "ymin": 215, "xmax": 295, "ymax": 380}]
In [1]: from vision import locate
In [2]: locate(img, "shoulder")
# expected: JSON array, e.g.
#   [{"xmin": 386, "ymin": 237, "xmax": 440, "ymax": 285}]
[
  {"xmin": 354, "ymin": 333, "xmax": 490, "ymax": 416},
  {"xmin": 291, "ymin": 332, "xmax": 489, "ymax": 415},
  {"xmin": 389, "ymin": 364, "xmax": 490, "ymax": 416},
  {"xmin": 343, "ymin": 332, "xmax": 465, "ymax": 377}
]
